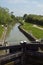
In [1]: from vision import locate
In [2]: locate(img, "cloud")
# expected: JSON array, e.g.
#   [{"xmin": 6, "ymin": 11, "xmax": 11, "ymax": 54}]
[
  {"xmin": 6, "ymin": 0, "xmax": 28, "ymax": 4},
  {"xmin": 37, "ymin": 4, "xmax": 43, "ymax": 8},
  {"xmin": 31, "ymin": 1, "xmax": 38, "ymax": 4},
  {"xmin": 8, "ymin": 0, "xmax": 43, "ymax": 16},
  {"xmin": 0, "ymin": 0, "xmax": 43, "ymax": 16},
  {"xmin": 31, "ymin": 0, "xmax": 43, "ymax": 10}
]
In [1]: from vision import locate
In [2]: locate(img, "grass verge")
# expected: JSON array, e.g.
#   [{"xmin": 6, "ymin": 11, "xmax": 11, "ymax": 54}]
[{"xmin": 21, "ymin": 22, "xmax": 43, "ymax": 39}]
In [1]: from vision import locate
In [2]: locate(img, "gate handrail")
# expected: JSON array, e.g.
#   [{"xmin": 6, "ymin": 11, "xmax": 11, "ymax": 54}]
[
  {"xmin": 0, "ymin": 42, "xmax": 43, "ymax": 65},
  {"xmin": 0, "ymin": 52, "xmax": 23, "ymax": 65}
]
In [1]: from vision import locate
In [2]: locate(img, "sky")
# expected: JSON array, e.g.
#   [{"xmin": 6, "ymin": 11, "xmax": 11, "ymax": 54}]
[{"xmin": 0, "ymin": 0, "xmax": 43, "ymax": 16}]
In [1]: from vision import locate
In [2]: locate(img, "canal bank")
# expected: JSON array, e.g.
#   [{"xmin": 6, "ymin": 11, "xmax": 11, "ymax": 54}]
[
  {"xmin": 18, "ymin": 24, "xmax": 36, "ymax": 42},
  {"xmin": 0, "ymin": 26, "xmax": 8, "ymax": 46}
]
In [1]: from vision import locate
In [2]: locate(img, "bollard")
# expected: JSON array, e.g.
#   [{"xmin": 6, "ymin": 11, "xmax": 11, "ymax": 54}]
[
  {"xmin": 20, "ymin": 41, "xmax": 27, "ymax": 52},
  {"xmin": 20, "ymin": 41, "xmax": 27, "ymax": 65}
]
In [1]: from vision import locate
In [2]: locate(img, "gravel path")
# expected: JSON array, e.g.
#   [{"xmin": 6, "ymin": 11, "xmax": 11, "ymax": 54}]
[{"xmin": 33, "ymin": 25, "xmax": 43, "ymax": 30}]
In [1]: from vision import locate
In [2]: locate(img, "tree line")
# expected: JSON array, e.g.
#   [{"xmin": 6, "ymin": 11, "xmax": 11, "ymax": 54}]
[
  {"xmin": 23, "ymin": 14, "xmax": 43, "ymax": 26},
  {"xmin": 0, "ymin": 7, "xmax": 17, "ymax": 27}
]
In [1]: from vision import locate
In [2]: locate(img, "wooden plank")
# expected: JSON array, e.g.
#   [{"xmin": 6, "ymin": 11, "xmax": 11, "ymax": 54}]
[
  {"xmin": 0, "ymin": 52, "xmax": 23, "ymax": 65},
  {"xmin": 0, "ymin": 45, "xmax": 21, "ymax": 50},
  {"xmin": 0, "ymin": 43, "xmax": 43, "ymax": 50},
  {"xmin": 26, "ymin": 51, "xmax": 43, "ymax": 64}
]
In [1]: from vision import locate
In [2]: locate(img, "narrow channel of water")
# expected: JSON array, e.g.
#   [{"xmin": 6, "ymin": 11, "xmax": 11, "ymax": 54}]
[{"xmin": 5, "ymin": 23, "xmax": 30, "ymax": 45}]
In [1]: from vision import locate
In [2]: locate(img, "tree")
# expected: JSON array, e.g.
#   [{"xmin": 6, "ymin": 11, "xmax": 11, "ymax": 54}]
[
  {"xmin": 23, "ymin": 14, "xmax": 27, "ymax": 20},
  {"xmin": 0, "ymin": 7, "xmax": 12, "ymax": 26},
  {"xmin": 24, "ymin": 14, "xmax": 43, "ymax": 25}
]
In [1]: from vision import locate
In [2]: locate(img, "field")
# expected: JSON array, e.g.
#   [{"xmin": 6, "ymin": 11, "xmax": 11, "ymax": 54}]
[{"xmin": 22, "ymin": 22, "xmax": 43, "ymax": 39}]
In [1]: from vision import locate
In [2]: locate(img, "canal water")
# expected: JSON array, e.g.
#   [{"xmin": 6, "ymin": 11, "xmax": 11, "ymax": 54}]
[{"xmin": 5, "ymin": 23, "xmax": 30, "ymax": 45}]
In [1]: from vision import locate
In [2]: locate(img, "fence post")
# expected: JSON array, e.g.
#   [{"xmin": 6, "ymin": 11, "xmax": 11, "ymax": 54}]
[{"xmin": 20, "ymin": 41, "xmax": 27, "ymax": 65}]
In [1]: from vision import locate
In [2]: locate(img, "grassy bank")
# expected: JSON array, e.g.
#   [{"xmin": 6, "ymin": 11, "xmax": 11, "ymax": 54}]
[
  {"xmin": 0, "ymin": 25, "xmax": 4, "ymax": 39},
  {"xmin": 0, "ymin": 22, "xmax": 17, "ymax": 56},
  {"xmin": 21, "ymin": 22, "xmax": 43, "ymax": 39}
]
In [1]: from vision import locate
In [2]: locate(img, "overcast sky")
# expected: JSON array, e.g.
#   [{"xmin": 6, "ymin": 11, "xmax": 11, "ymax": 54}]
[{"xmin": 0, "ymin": 0, "xmax": 43, "ymax": 16}]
